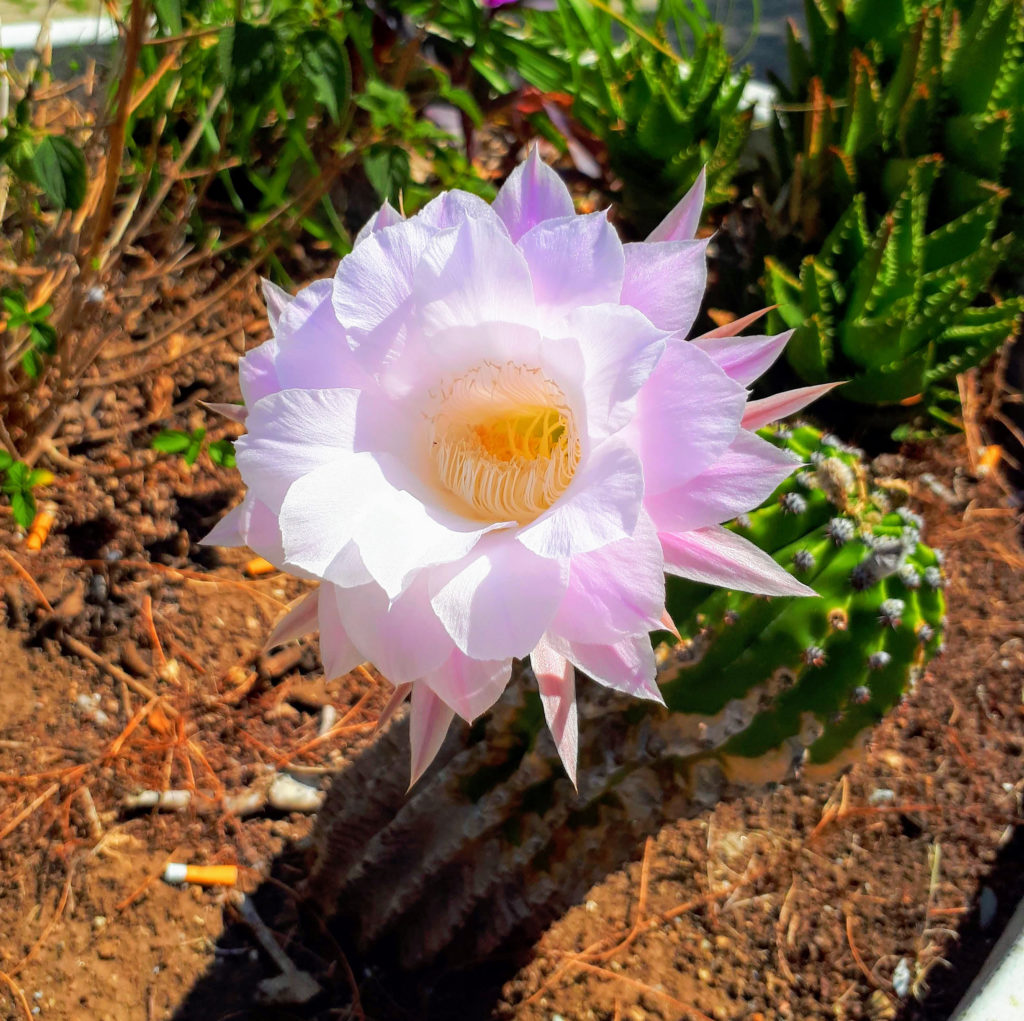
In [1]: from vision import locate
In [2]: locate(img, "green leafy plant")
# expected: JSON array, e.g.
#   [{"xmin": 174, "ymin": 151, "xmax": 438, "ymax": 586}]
[
  {"xmin": 760, "ymin": 0, "xmax": 1024, "ymax": 413},
  {"xmin": 151, "ymin": 427, "xmax": 235, "ymax": 469},
  {"xmin": 765, "ymin": 157, "xmax": 1024, "ymax": 406},
  {"xmin": 1, "ymin": 289, "xmax": 58, "ymax": 378},
  {"xmin": 0, "ymin": 103, "xmax": 87, "ymax": 213},
  {"xmin": 0, "ymin": 451, "xmax": 52, "ymax": 528}
]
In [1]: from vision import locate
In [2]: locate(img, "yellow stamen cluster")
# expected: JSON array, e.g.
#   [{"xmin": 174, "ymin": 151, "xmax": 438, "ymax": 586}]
[{"xmin": 432, "ymin": 363, "xmax": 580, "ymax": 524}]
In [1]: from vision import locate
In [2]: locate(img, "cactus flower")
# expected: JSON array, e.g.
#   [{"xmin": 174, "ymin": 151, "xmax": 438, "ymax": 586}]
[{"xmin": 204, "ymin": 152, "xmax": 833, "ymax": 785}]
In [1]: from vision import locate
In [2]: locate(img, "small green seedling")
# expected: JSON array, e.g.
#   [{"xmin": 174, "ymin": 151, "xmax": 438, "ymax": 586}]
[
  {"xmin": 151, "ymin": 427, "xmax": 236, "ymax": 469},
  {"xmin": 0, "ymin": 452, "xmax": 53, "ymax": 529},
  {"xmin": 2, "ymin": 290, "xmax": 58, "ymax": 379}
]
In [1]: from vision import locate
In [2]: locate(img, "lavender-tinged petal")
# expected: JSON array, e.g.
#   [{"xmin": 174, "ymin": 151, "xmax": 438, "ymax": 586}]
[
  {"xmin": 353, "ymin": 201, "xmax": 403, "ymax": 246},
  {"xmin": 491, "ymin": 146, "xmax": 575, "ymax": 242},
  {"xmin": 261, "ymin": 277, "xmax": 291, "ymax": 331},
  {"xmin": 549, "ymin": 632, "xmax": 664, "ymax": 704},
  {"xmin": 409, "ymin": 684, "xmax": 455, "ymax": 789},
  {"xmin": 265, "ymin": 588, "xmax": 319, "ymax": 649},
  {"xmin": 694, "ymin": 305, "xmax": 775, "ymax": 339},
  {"xmin": 621, "ymin": 238, "xmax": 709, "ymax": 337},
  {"xmin": 424, "ymin": 652, "xmax": 512, "ymax": 723},
  {"xmin": 201, "ymin": 401, "xmax": 248, "ymax": 423},
  {"xmin": 317, "ymin": 584, "xmax": 365, "ymax": 680},
  {"xmin": 660, "ymin": 525, "xmax": 817, "ymax": 597},
  {"xmin": 646, "ymin": 167, "xmax": 706, "ymax": 243},
  {"xmin": 429, "ymin": 536, "xmax": 568, "ymax": 661},
  {"xmin": 693, "ymin": 330, "xmax": 793, "ymax": 387},
  {"xmin": 645, "ymin": 430, "xmax": 799, "ymax": 533}
]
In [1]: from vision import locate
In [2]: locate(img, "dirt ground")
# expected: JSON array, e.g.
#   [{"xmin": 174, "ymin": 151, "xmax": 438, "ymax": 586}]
[{"xmin": 1, "ymin": 270, "xmax": 1022, "ymax": 1021}]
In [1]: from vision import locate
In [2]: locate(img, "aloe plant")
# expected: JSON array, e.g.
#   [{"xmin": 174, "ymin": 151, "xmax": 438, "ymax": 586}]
[
  {"xmin": 306, "ymin": 426, "xmax": 945, "ymax": 968},
  {"xmin": 765, "ymin": 156, "xmax": 1024, "ymax": 405},
  {"xmin": 762, "ymin": 0, "xmax": 1024, "ymax": 409}
]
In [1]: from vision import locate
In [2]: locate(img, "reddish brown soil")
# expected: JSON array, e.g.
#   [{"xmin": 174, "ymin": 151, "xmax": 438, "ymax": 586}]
[{"xmin": 1, "ymin": 297, "xmax": 1022, "ymax": 1021}]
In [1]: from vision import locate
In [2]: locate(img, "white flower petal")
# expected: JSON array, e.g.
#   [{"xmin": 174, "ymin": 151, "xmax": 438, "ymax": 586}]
[
  {"xmin": 531, "ymin": 636, "xmax": 578, "ymax": 788},
  {"xmin": 491, "ymin": 146, "xmax": 575, "ymax": 242},
  {"xmin": 409, "ymin": 684, "xmax": 455, "ymax": 789},
  {"xmin": 424, "ymin": 651, "xmax": 512, "ymax": 722},
  {"xmin": 621, "ymin": 238, "xmax": 709, "ymax": 336}
]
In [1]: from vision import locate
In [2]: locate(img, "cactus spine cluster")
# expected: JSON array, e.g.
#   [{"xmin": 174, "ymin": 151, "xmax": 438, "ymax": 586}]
[
  {"xmin": 306, "ymin": 426, "xmax": 945, "ymax": 969},
  {"xmin": 764, "ymin": 0, "xmax": 1024, "ymax": 406}
]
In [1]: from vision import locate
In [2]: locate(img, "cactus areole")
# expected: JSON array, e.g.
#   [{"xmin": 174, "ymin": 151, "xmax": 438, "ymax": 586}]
[{"xmin": 203, "ymin": 153, "xmax": 838, "ymax": 786}]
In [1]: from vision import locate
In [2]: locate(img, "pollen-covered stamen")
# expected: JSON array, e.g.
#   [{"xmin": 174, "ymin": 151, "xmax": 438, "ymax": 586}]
[{"xmin": 432, "ymin": 362, "xmax": 581, "ymax": 523}]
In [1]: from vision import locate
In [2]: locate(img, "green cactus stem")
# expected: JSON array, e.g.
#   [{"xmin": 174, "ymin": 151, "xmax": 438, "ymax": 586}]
[{"xmin": 305, "ymin": 426, "xmax": 945, "ymax": 970}]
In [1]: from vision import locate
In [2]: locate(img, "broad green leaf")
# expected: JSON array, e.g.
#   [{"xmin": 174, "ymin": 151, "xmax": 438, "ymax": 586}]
[
  {"xmin": 151, "ymin": 430, "xmax": 192, "ymax": 454},
  {"xmin": 11, "ymin": 489, "xmax": 35, "ymax": 530},
  {"xmin": 0, "ymin": 450, "xmax": 13, "ymax": 471},
  {"xmin": 298, "ymin": 29, "xmax": 351, "ymax": 124},
  {"xmin": 31, "ymin": 135, "xmax": 87, "ymax": 210}
]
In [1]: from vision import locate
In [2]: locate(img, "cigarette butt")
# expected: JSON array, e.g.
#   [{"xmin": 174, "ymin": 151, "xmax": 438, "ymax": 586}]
[
  {"xmin": 245, "ymin": 556, "xmax": 276, "ymax": 577},
  {"xmin": 26, "ymin": 505, "xmax": 56, "ymax": 551},
  {"xmin": 978, "ymin": 444, "xmax": 1002, "ymax": 476},
  {"xmin": 163, "ymin": 863, "xmax": 238, "ymax": 887}
]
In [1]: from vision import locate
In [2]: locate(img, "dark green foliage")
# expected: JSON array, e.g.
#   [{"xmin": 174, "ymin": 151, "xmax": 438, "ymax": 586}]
[
  {"xmin": 0, "ymin": 454, "xmax": 52, "ymax": 529},
  {"xmin": 764, "ymin": 0, "xmax": 1024, "ymax": 408}
]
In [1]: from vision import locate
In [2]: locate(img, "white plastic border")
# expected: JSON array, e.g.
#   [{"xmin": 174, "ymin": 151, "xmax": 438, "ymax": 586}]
[
  {"xmin": 951, "ymin": 896, "xmax": 1024, "ymax": 1021},
  {"xmin": 0, "ymin": 13, "xmax": 118, "ymax": 52}
]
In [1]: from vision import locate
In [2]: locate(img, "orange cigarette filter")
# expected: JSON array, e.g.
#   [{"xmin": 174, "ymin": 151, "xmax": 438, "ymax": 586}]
[
  {"xmin": 244, "ymin": 556, "xmax": 276, "ymax": 576},
  {"xmin": 163, "ymin": 863, "xmax": 238, "ymax": 887},
  {"xmin": 26, "ymin": 504, "xmax": 56, "ymax": 551}
]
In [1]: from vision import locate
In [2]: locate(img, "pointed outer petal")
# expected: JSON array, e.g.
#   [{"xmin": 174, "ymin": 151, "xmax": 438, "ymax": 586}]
[
  {"xmin": 557, "ymin": 304, "xmax": 667, "ymax": 439},
  {"xmin": 548, "ymin": 631, "xmax": 664, "ymax": 704},
  {"xmin": 353, "ymin": 200, "xmax": 403, "ymax": 246},
  {"xmin": 200, "ymin": 401, "xmax": 248, "ymax": 423},
  {"xmin": 660, "ymin": 525, "xmax": 817, "ymax": 597},
  {"xmin": 491, "ymin": 146, "xmax": 575, "ymax": 243},
  {"xmin": 332, "ymin": 218, "xmax": 437, "ymax": 371},
  {"xmin": 200, "ymin": 493, "xmax": 284, "ymax": 563},
  {"xmin": 235, "ymin": 388, "xmax": 364, "ymax": 511},
  {"xmin": 414, "ymin": 189, "xmax": 505, "ymax": 232},
  {"xmin": 261, "ymin": 277, "xmax": 291, "ymax": 331},
  {"xmin": 316, "ymin": 582, "xmax": 366, "ymax": 680},
  {"xmin": 280, "ymin": 453, "xmax": 494, "ymax": 598},
  {"xmin": 423, "ymin": 652, "xmax": 512, "ymax": 722},
  {"xmin": 273, "ymin": 283, "xmax": 373, "ymax": 393},
  {"xmin": 647, "ymin": 167, "xmax": 706, "ymax": 243},
  {"xmin": 550, "ymin": 509, "xmax": 665, "ymax": 644},
  {"xmin": 517, "ymin": 439, "xmax": 644, "ymax": 561},
  {"xmin": 659, "ymin": 608, "xmax": 681, "ymax": 641},
  {"xmin": 265, "ymin": 588, "xmax": 319, "ymax": 649},
  {"xmin": 516, "ymin": 211, "xmax": 624, "ymax": 318},
  {"xmin": 429, "ymin": 535, "xmax": 568, "ymax": 660},
  {"xmin": 276, "ymin": 277, "xmax": 333, "ymax": 338},
  {"xmin": 238, "ymin": 338, "xmax": 280, "ymax": 407},
  {"xmin": 742, "ymin": 382, "xmax": 842, "ymax": 431},
  {"xmin": 335, "ymin": 574, "xmax": 455, "ymax": 684},
  {"xmin": 374, "ymin": 682, "xmax": 412, "ymax": 735},
  {"xmin": 415, "ymin": 216, "xmax": 537, "ymax": 336},
  {"xmin": 694, "ymin": 305, "xmax": 775, "ymax": 339},
  {"xmin": 540, "ymin": 101, "xmax": 601, "ymax": 179},
  {"xmin": 693, "ymin": 331, "xmax": 793, "ymax": 387},
  {"xmin": 633, "ymin": 340, "xmax": 747, "ymax": 497},
  {"xmin": 530, "ymin": 637, "xmax": 578, "ymax": 788},
  {"xmin": 620, "ymin": 238, "xmax": 709, "ymax": 336},
  {"xmin": 645, "ymin": 429, "xmax": 801, "ymax": 533},
  {"xmin": 409, "ymin": 684, "xmax": 456, "ymax": 789}
]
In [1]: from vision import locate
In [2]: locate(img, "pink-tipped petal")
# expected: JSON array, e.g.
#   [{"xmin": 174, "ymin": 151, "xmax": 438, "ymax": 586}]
[
  {"xmin": 517, "ymin": 211, "xmax": 624, "ymax": 318},
  {"xmin": 621, "ymin": 238, "xmax": 709, "ymax": 336},
  {"xmin": 374, "ymin": 682, "xmax": 413, "ymax": 734},
  {"xmin": 658, "ymin": 608, "xmax": 681, "ymax": 641},
  {"xmin": 531, "ymin": 637, "xmax": 578, "ymax": 788},
  {"xmin": 742, "ymin": 382, "xmax": 841, "ymax": 431},
  {"xmin": 491, "ymin": 146, "xmax": 575, "ymax": 242},
  {"xmin": 353, "ymin": 200, "xmax": 404, "ymax": 246},
  {"xmin": 693, "ymin": 330, "xmax": 793, "ymax": 387},
  {"xmin": 201, "ymin": 401, "xmax": 248, "ymax": 423},
  {"xmin": 660, "ymin": 525, "xmax": 817, "ymax": 597},
  {"xmin": 646, "ymin": 168, "xmax": 706, "ymax": 243},
  {"xmin": 317, "ymin": 584, "xmax": 366, "ymax": 680},
  {"xmin": 409, "ymin": 684, "xmax": 455, "ymax": 789},
  {"xmin": 645, "ymin": 430, "xmax": 799, "ymax": 533},
  {"xmin": 694, "ymin": 305, "xmax": 776, "ymax": 339},
  {"xmin": 430, "ymin": 536, "xmax": 567, "ymax": 660},
  {"xmin": 424, "ymin": 651, "xmax": 512, "ymax": 722},
  {"xmin": 265, "ymin": 588, "xmax": 319, "ymax": 649},
  {"xmin": 261, "ymin": 277, "xmax": 291, "ymax": 330},
  {"xmin": 554, "ymin": 632, "xmax": 664, "ymax": 704}
]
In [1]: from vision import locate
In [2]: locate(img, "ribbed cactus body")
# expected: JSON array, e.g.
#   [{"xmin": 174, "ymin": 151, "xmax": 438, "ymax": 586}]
[
  {"xmin": 765, "ymin": 0, "xmax": 1024, "ymax": 406},
  {"xmin": 306, "ymin": 427, "xmax": 944, "ymax": 970}
]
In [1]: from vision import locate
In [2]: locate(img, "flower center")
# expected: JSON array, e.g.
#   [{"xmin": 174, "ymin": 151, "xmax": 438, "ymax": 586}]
[{"xmin": 432, "ymin": 363, "xmax": 581, "ymax": 523}]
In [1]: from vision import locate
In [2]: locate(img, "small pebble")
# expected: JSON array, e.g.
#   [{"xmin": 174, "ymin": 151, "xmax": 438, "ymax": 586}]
[{"xmin": 892, "ymin": 957, "xmax": 912, "ymax": 998}]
